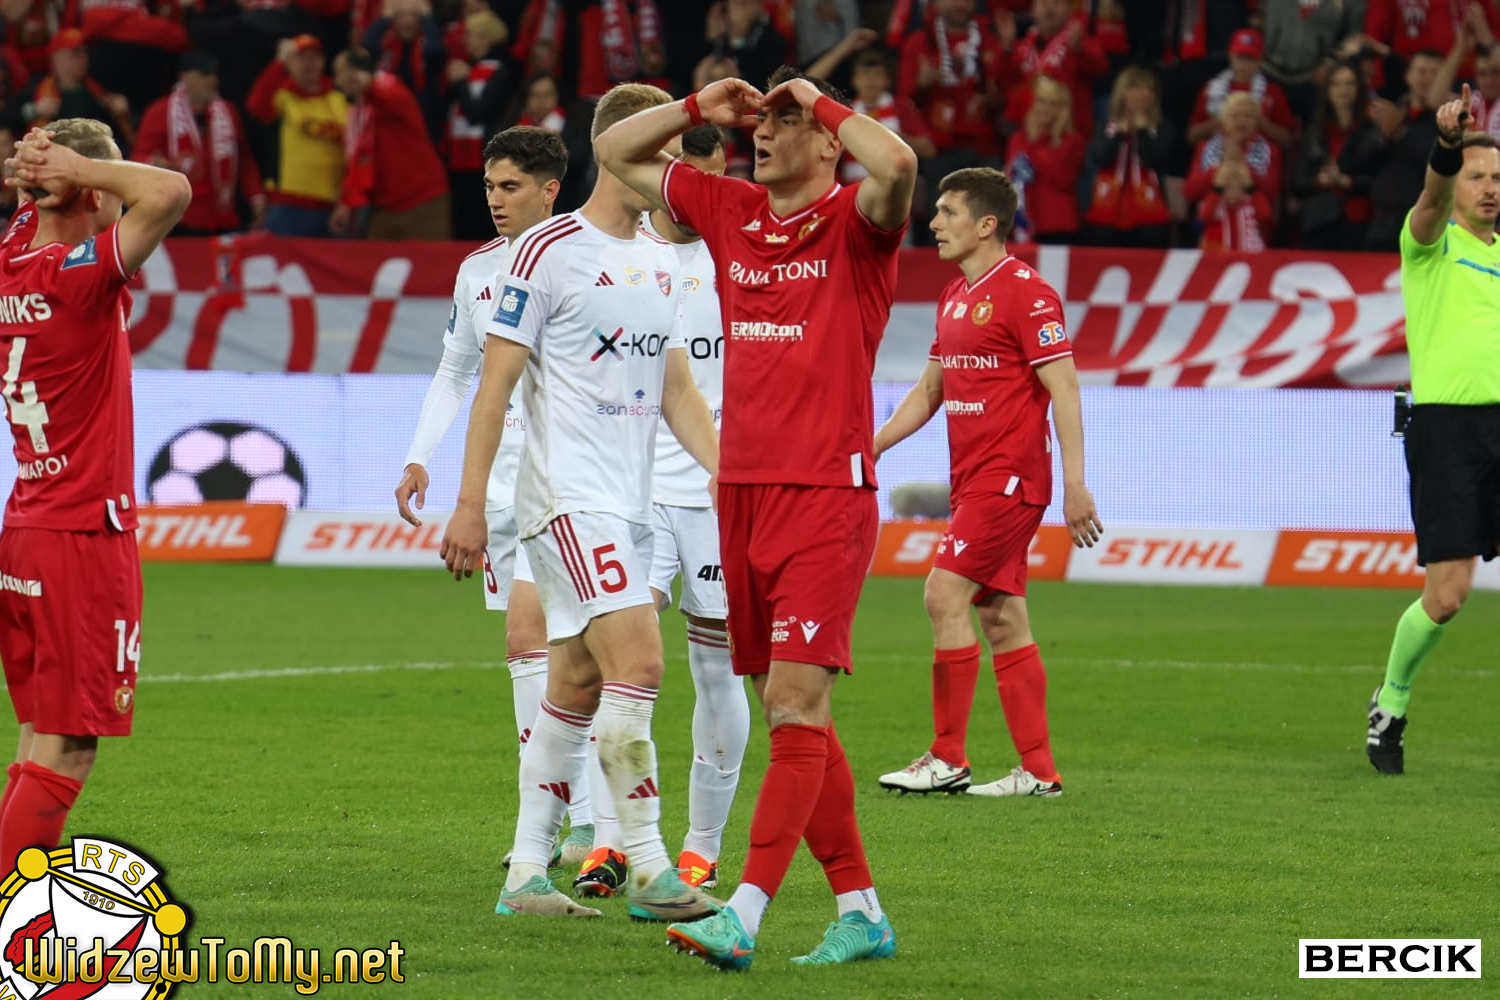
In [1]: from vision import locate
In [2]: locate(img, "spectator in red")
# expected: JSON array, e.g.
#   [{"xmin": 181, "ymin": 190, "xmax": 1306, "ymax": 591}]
[
  {"xmin": 445, "ymin": 7, "xmax": 508, "ymax": 241},
  {"xmin": 21, "ymin": 28, "xmax": 131, "ymax": 147},
  {"xmin": 363, "ymin": 0, "xmax": 447, "ymax": 142},
  {"xmin": 518, "ymin": 72, "xmax": 564, "ymax": 132},
  {"xmin": 1005, "ymin": 73, "xmax": 1085, "ymax": 244},
  {"xmin": 996, "ymin": 0, "xmax": 1109, "ymax": 139},
  {"xmin": 1187, "ymin": 28, "xmax": 1296, "ymax": 149},
  {"xmin": 840, "ymin": 48, "xmax": 935, "ymax": 188},
  {"xmin": 1185, "ymin": 91, "xmax": 1279, "ymax": 250},
  {"xmin": 899, "ymin": 0, "xmax": 1005, "ymax": 162},
  {"xmin": 1362, "ymin": 0, "xmax": 1500, "ymax": 90},
  {"xmin": 1294, "ymin": 59, "xmax": 1380, "ymax": 250},
  {"xmin": 246, "ymin": 34, "xmax": 348, "ymax": 238},
  {"xmin": 690, "ymin": 51, "xmax": 751, "ymax": 177},
  {"xmin": 332, "ymin": 47, "xmax": 450, "ymax": 240},
  {"xmin": 1429, "ymin": 3, "xmax": 1500, "ymax": 137},
  {"xmin": 79, "ymin": 0, "xmax": 189, "ymax": 119},
  {"xmin": 134, "ymin": 50, "xmax": 264, "ymax": 234},
  {"xmin": 1, "ymin": 0, "xmax": 73, "ymax": 79},
  {"xmin": 1083, "ymin": 62, "xmax": 1176, "ymax": 248}
]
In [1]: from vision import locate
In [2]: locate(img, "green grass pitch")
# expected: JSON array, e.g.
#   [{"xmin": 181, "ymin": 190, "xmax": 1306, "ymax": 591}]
[{"xmin": 20, "ymin": 565, "xmax": 1497, "ymax": 998}]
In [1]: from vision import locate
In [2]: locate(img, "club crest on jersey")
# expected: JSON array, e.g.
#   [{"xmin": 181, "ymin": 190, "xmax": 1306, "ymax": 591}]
[
  {"xmin": 797, "ymin": 215, "xmax": 825, "ymax": 240},
  {"xmin": 61, "ymin": 238, "xmax": 98, "ymax": 270},
  {"xmin": 493, "ymin": 285, "xmax": 528, "ymax": 328},
  {"xmin": 655, "ymin": 270, "xmax": 671, "ymax": 295},
  {"xmin": 625, "ymin": 267, "xmax": 646, "ymax": 285},
  {"xmin": 971, "ymin": 300, "xmax": 994, "ymax": 325}
]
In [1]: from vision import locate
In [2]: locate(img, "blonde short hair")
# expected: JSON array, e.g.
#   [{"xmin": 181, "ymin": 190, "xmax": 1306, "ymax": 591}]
[
  {"xmin": 591, "ymin": 83, "xmax": 673, "ymax": 142},
  {"xmin": 45, "ymin": 118, "xmax": 119, "ymax": 161}
]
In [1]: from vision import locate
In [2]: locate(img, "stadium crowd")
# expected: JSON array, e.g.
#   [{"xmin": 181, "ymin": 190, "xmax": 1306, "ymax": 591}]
[{"xmin": 0, "ymin": 0, "xmax": 1494, "ymax": 251}]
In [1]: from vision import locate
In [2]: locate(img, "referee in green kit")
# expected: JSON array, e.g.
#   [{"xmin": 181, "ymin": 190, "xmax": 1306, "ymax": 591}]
[{"xmin": 1368, "ymin": 82, "xmax": 1500, "ymax": 775}]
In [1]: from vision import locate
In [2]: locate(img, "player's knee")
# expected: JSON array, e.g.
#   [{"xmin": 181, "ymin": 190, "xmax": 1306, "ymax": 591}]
[
  {"xmin": 923, "ymin": 577, "xmax": 968, "ymax": 627},
  {"xmin": 1425, "ymin": 584, "xmax": 1470, "ymax": 623},
  {"xmin": 609, "ymin": 656, "xmax": 665, "ymax": 690}
]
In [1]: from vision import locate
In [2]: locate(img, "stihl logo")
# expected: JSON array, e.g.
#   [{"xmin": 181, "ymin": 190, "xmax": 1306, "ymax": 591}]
[
  {"xmin": 1294, "ymin": 539, "xmax": 1417, "ymax": 575},
  {"xmin": 1099, "ymin": 538, "xmax": 1244, "ymax": 570},
  {"xmin": 137, "ymin": 513, "xmax": 255, "ymax": 549},
  {"xmin": 894, "ymin": 529, "xmax": 944, "ymax": 563},
  {"xmin": 538, "ymin": 781, "xmax": 572, "ymax": 803},
  {"xmin": 627, "ymin": 778, "xmax": 659, "ymax": 800}
]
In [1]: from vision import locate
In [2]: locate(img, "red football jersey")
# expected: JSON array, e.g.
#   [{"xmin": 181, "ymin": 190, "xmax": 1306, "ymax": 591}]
[
  {"xmin": 930, "ymin": 255, "xmax": 1072, "ymax": 505},
  {"xmin": 661, "ymin": 161, "xmax": 904, "ymax": 488},
  {"xmin": 0, "ymin": 222, "xmax": 138, "ymax": 531},
  {"xmin": 0, "ymin": 207, "xmax": 37, "ymax": 258}
]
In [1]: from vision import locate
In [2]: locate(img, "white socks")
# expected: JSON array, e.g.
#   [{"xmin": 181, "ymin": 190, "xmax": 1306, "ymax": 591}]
[
  {"xmin": 504, "ymin": 698, "xmax": 591, "ymax": 892},
  {"xmin": 835, "ymin": 888, "xmax": 884, "ymax": 922},
  {"xmin": 595, "ymin": 682, "xmax": 670, "ymax": 887},
  {"xmin": 508, "ymin": 651, "xmax": 593, "ymax": 829},
  {"xmin": 682, "ymin": 623, "xmax": 749, "ymax": 861},
  {"xmin": 728, "ymin": 884, "xmax": 772, "ymax": 937}
]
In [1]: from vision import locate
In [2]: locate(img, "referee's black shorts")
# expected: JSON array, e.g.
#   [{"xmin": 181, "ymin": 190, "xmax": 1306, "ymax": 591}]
[{"xmin": 1404, "ymin": 403, "xmax": 1500, "ymax": 565}]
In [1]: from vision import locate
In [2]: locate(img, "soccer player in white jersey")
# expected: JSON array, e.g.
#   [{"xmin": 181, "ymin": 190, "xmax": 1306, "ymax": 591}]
[
  {"xmin": 441, "ymin": 84, "xmax": 722, "ymax": 921},
  {"xmin": 640, "ymin": 125, "xmax": 748, "ymax": 893},
  {"xmin": 394, "ymin": 126, "xmax": 598, "ymax": 868}
]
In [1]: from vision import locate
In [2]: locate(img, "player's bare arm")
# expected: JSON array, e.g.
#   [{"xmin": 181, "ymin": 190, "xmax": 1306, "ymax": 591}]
[
  {"xmin": 440, "ymin": 336, "xmax": 528, "ymax": 579},
  {"xmin": 7, "ymin": 128, "xmax": 190, "ymax": 271},
  {"xmin": 661, "ymin": 347, "xmax": 719, "ymax": 478},
  {"xmin": 1035, "ymin": 357, "xmax": 1102, "ymax": 548},
  {"xmin": 395, "ymin": 464, "xmax": 429, "ymax": 526},
  {"xmin": 1410, "ymin": 83, "xmax": 1473, "ymax": 244},
  {"xmin": 595, "ymin": 78, "xmax": 763, "ymax": 209},
  {"xmin": 874, "ymin": 359, "xmax": 943, "ymax": 458},
  {"xmin": 763, "ymin": 76, "xmax": 918, "ymax": 231}
]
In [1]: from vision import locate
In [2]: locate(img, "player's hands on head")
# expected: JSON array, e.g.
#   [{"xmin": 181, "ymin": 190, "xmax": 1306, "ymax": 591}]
[
  {"xmin": 394, "ymin": 463, "xmax": 429, "ymax": 526},
  {"xmin": 4, "ymin": 128, "xmax": 79, "ymax": 208},
  {"xmin": 762, "ymin": 76, "xmax": 824, "ymax": 116},
  {"xmin": 1437, "ymin": 82, "xmax": 1474, "ymax": 145},
  {"xmin": 439, "ymin": 504, "xmax": 487, "ymax": 581},
  {"xmin": 1063, "ymin": 484, "xmax": 1102, "ymax": 549},
  {"xmin": 697, "ymin": 77, "xmax": 763, "ymax": 129}
]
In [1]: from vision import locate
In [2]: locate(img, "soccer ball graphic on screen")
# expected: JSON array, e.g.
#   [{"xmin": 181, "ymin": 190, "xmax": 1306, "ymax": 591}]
[{"xmin": 146, "ymin": 421, "xmax": 307, "ymax": 507}]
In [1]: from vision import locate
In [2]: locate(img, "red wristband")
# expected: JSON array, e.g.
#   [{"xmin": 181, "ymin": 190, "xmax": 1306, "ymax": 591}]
[
  {"xmin": 683, "ymin": 92, "xmax": 705, "ymax": 127},
  {"xmin": 812, "ymin": 95, "xmax": 855, "ymax": 134}
]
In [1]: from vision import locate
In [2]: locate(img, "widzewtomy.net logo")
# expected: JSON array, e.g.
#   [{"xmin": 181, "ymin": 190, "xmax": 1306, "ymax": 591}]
[{"xmin": 0, "ymin": 838, "xmax": 405, "ymax": 997}]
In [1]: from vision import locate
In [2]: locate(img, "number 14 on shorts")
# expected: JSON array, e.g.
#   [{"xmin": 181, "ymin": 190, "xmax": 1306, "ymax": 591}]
[{"xmin": 113, "ymin": 619, "xmax": 140, "ymax": 673}]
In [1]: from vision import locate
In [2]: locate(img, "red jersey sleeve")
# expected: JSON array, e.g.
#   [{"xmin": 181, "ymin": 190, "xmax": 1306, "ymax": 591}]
[
  {"xmin": 50, "ymin": 222, "xmax": 132, "ymax": 306},
  {"xmin": 1014, "ymin": 283, "xmax": 1071, "ymax": 367},
  {"xmin": 661, "ymin": 158, "xmax": 744, "ymax": 241},
  {"xmin": 848, "ymin": 184, "xmax": 908, "ymax": 253}
]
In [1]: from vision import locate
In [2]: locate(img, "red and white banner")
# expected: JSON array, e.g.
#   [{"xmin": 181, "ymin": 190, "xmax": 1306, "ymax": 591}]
[{"xmin": 127, "ymin": 239, "xmax": 1410, "ymax": 387}]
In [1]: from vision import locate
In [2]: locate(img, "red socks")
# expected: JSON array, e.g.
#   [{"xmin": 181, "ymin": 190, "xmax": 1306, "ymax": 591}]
[
  {"xmin": 740, "ymin": 723, "xmax": 828, "ymax": 897},
  {"xmin": 803, "ymin": 721, "xmax": 872, "ymax": 895},
  {"xmin": 930, "ymin": 643, "xmax": 981, "ymax": 766},
  {"xmin": 0, "ymin": 761, "xmax": 81, "ymax": 869},
  {"xmin": 993, "ymin": 644, "xmax": 1058, "ymax": 782}
]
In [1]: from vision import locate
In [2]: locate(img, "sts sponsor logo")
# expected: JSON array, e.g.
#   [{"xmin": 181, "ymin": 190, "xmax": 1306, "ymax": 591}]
[
  {"xmin": 1037, "ymin": 321, "xmax": 1066, "ymax": 347},
  {"xmin": 492, "ymin": 285, "xmax": 528, "ymax": 328}
]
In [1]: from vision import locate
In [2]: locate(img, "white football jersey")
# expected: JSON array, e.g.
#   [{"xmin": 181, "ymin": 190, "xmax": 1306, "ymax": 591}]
[
  {"xmin": 486, "ymin": 212, "xmax": 685, "ymax": 537},
  {"xmin": 405, "ymin": 236, "xmax": 527, "ymax": 512},
  {"xmin": 644, "ymin": 217, "xmax": 722, "ymax": 508}
]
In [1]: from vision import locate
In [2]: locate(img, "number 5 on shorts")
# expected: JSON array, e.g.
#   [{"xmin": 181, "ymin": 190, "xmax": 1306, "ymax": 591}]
[
  {"xmin": 114, "ymin": 619, "xmax": 140, "ymax": 674},
  {"xmin": 592, "ymin": 544, "xmax": 627, "ymax": 594}
]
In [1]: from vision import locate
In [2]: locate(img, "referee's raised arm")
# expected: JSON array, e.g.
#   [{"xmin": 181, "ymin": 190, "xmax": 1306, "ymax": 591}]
[{"xmin": 1409, "ymin": 83, "xmax": 1479, "ymax": 244}]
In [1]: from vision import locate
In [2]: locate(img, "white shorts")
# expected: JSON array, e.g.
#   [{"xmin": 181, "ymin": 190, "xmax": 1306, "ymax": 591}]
[
  {"xmin": 523, "ymin": 511, "xmax": 655, "ymax": 642},
  {"xmin": 483, "ymin": 507, "xmax": 534, "ymax": 612},
  {"xmin": 649, "ymin": 503, "xmax": 727, "ymax": 618}
]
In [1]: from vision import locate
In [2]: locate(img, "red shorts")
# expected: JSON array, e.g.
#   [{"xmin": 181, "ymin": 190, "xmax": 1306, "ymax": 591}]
[
  {"xmin": 933, "ymin": 493, "xmax": 1046, "ymax": 602},
  {"xmin": 718, "ymin": 484, "xmax": 877, "ymax": 675},
  {"xmin": 0, "ymin": 527, "xmax": 141, "ymax": 737}
]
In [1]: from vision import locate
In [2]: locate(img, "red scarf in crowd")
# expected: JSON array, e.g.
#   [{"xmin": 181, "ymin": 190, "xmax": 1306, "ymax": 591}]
[
  {"xmin": 1085, "ymin": 127, "xmax": 1170, "ymax": 229},
  {"xmin": 600, "ymin": 0, "xmax": 664, "ymax": 81},
  {"xmin": 168, "ymin": 82, "xmax": 238, "ymax": 214},
  {"xmin": 379, "ymin": 23, "xmax": 426, "ymax": 94}
]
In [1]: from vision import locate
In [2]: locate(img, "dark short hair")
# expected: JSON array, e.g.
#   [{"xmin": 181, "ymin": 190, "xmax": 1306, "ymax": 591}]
[
  {"xmin": 766, "ymin": 65, "xmax": 848, "ymax": 107},
  {"xmin": 1412, "ymin": 47, "xmax": 1444, "ymax": 62},
  {"xmin": 1462, "ymin": 131, "xmax": 1500, "ymax": 151},
  {"xmin": 344, "ymin": 48, "xmax": 376, "ymax": 74},
  {"xmin": 938, "ymin": 167, "xmax": 1019, "ymax": 240},
  {"xmin": 852, "ymin": 50, "xmax": 890, "ymax": 74},
  {"xmin": 179, "ymin": 50, "xmax": 218, "ymax": 76},
  {"xmin": 680, "ymin": 124, "xmax": 725, "ymax": 158},
  {"xmin": 483, "ymin": 126, "xmax": 568, "ymax": 181}
]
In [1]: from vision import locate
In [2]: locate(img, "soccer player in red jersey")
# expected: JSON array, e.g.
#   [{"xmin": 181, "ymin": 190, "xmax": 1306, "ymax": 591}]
[
  {"xmin": 874, "ymin": 167, "xmax": 1101, "ymax": 801},
  {"xmin": 0, "ymin": 120, "xmax": 191, "ymax": 865},
  {"xmin": 596, "ymin": 70, "xmax": 918, "ymax": 969}
]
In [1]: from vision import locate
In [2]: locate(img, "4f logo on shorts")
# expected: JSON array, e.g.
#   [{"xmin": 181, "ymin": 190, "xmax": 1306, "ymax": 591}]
[
  {"xmin": 493, "ymin": 285, "xmax": 528, "ymax": 328},
  {"xmin": 0, "ymin": 838, "xmax": 189, "ymax": 997}
]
